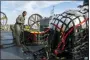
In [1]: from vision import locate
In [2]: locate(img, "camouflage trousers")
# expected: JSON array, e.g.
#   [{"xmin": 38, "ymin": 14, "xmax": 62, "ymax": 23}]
[{"xmin": 14, "ymin": 23, "xmax": 24, "ymax": 46}]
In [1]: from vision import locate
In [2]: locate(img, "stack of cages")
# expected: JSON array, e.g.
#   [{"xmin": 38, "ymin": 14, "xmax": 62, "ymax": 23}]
[{"xmin": 48, "ymin": 3, "xmax": 89, "ymax": 60}]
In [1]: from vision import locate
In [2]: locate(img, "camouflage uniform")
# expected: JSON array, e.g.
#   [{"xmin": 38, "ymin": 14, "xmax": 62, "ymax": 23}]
[{"xmin": 14, "ymin": 15, "xmax": 25, "ymax": 45}]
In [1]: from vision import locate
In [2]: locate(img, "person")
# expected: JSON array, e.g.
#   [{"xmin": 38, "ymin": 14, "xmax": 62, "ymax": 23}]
[{"xmin": 14, "ymin": 11, "xmax": 27, "ymax": 46}]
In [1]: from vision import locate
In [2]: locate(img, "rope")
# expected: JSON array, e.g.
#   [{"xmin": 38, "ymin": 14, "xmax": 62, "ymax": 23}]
[{"xmin": 54, "ymin": 18, "xmax": 89, "ymax": 55}]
